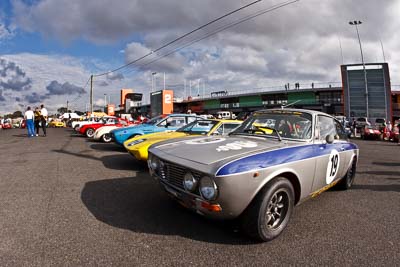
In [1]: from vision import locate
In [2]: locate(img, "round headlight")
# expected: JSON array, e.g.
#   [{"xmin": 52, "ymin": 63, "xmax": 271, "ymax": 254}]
[
  {"xmin": 150, "ymin": 157, "xmax": 159, "ymax": 170},
  {"xmin": 183, "ymin": 172, "xmax": 197, "ymax": 191},
  {"xmin": 199, "ymin": 176, "xmax": 218, "ymax": 200}
]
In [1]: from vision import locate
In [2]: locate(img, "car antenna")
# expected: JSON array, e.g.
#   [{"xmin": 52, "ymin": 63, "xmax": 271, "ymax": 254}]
[{"xmin": 281, "ymin": 100, "xmax": 301, "ymax": 109}]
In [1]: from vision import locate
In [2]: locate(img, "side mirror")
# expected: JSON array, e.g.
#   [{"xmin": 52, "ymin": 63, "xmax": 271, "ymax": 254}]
[{"xmin": 325, "ymin": 134, "xmax": 334, "ymax": 144}]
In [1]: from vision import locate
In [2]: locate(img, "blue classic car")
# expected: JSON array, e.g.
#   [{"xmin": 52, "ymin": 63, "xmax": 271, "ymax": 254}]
[
  {"xmin": 148, "ymin": 109, "xmax": 358, "ymax": 241},
  {"xmin": 110, "ymin": 114, "xmax": 203, "ymax": 145}
]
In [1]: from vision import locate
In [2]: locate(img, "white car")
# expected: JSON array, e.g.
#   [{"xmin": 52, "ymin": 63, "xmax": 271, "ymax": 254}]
[
  {"xmin": 72, "ymin": 116, "xmax": 116, "ymax": 132},
  {"xmin": 93, "ymin": 125, "xmax": 120, "ymax": 143}
]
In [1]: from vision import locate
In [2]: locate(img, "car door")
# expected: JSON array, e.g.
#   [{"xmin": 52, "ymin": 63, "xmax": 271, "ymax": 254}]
[{"xmin": 312, "ymin": 115, "xmax": 348, "ymax": 192}]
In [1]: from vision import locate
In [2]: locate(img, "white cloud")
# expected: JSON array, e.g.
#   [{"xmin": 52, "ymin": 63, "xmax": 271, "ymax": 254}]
[{"xmin": 3, "ymin": 0, "xmax": 398, "ymax": 115}]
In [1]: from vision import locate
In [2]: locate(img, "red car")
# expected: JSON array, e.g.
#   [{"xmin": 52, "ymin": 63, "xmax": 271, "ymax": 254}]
[
  {"xmin": 1, "ymin": 122, "xmax": 12, "ymax": 129},
  {"xmin": 360, "ymin": 126, "xmax": 382, "ymax": 140},
  {"xmin": 79, "ymin": 118, "xmax": 135, "ymax": 138}
]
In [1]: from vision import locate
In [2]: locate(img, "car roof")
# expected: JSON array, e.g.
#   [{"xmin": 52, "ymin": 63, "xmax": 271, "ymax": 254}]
[{"xmin": 253, "ymin": 108, "xmax": 329, "ymax": 117}]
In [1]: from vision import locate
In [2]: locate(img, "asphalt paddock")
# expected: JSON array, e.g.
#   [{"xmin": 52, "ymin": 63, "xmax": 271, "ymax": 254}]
[{"xmin": 0, "ymin": 128, "xmax": 399, "ymax": 266}]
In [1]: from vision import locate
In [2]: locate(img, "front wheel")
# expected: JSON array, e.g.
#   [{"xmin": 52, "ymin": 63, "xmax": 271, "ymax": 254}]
[
  {"xmin": 241, "ymin": 177, "xmax": 294, "ymax": 242},
  {"xmin": 102, "ymin": 133, "xmax": 112, "ymax": 143},
  {"xmin": 86, "ymin": 128, "xmax": 95, "ymax": 138}
]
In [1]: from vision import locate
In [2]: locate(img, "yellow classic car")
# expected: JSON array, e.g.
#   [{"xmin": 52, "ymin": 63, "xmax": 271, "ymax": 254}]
[
  {"xmin": 48, "ymin": 120, "xmax": 65, "ymax": 128},
  {"xmin": 123, "ymin": 119, "xmax": 242, "ymax": 161}
]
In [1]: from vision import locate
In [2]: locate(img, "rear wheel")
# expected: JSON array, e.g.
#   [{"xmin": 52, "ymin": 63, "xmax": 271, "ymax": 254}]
[
  {"xmin": 86, "ymin": 128, "xmax": 95, "ymax": 138},
  {"xmin": 241, "ymin": 177, "xmax": 294, "ymax": 242},
  {"xmin": 337, "ymin": 158, "xmax": 357, "ymax": 190},
  {"xmin": 102, "ymin": 133, "xmax": 112, "ymax": 143}
]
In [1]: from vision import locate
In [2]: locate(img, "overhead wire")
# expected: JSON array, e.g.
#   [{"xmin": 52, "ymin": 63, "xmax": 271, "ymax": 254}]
[
  {"xmin": 111, "ymin": 0, "xmax": 300, "ymax": 77},
  {"xmin": 92, "ymin": 0, "xmax": 263, "ymax": 77},
  {"xmin": 84, "ymin": 0, "xmax": 299, "ymax": 111}
]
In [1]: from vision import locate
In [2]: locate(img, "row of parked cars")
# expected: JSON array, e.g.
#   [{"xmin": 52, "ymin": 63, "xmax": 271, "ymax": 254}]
[
  {"xmin": 351, "ymin": 117, "xmax": 399, "ymax": 142},
  {"xmin": 72, "ymin": 109, "xmax": 359, "ymax": 242}
]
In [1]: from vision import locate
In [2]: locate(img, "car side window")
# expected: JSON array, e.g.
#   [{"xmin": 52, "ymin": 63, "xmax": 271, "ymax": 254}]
[
  {"xmin": 187, "ymin": 117, "xmax": 197, "ymax": 123},
  {"xmin": 334, "ymin": 119, "xmax": 347, "ymax": 140},
  {"xmin": 223, "ymin": 123, "xmax": 240, "ymax": 134},
  {"xmin": 158, "ymin": 119, "xmax": 167, "ymax": 127},
  {"xmin": 168, "ymin": 117, "xmax": 186, "ymax": 127},
  {"xmin": 317, "ymin": 115, "xmax": 338, "ymax": 140}
]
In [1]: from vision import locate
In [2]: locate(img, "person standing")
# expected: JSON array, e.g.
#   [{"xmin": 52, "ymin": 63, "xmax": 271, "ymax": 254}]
[
  {"xmin": 40, "ymin": 104, "xmax": 48, "ymax": 136},
  {"xmin": 34, "ymin": 107, "xmax": 41, "ymax": 136},
  {"xmin": 24, "ymin": 106, "xmax": 35, "ymax": 137}
]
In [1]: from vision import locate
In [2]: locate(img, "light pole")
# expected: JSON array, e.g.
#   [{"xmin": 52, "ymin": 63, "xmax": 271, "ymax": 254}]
[
  {"xmin": 151, "ymin": 72, "xmax": 157, "ymax": 92},
  {"xmin": 349, "ymin": 20, "xmax": 369, "ymax": 118},
  {"xmin": 104, "ymin": 94, "xmax": 107, "ymax": 113}
]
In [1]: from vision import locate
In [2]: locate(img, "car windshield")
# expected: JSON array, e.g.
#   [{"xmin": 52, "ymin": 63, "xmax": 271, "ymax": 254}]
[
  {"xmin": 145, "ymin": 115, "xmax": 166, "ymax": 125},
  {"xmin": 176, "ymin": 120, "xmax": 218, "ymax": 134},
  {"xmin": 230, "ymin": 110, "xmax": 313, "ymax": 140}
]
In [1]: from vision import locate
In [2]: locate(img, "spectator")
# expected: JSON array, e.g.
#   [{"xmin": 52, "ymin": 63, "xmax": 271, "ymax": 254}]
[
  {"xmin": 352, "ymin": 118, "xmax": 357, "ymax": 137},
  {"xmin": 24, "ymin": 106, "xmax": 35, "ymax": 137},
  {"xmin": 34, "ymin": 107, "xmax": 41, "ymax": 136},
  {"xmin": 40, "ymin": 104, "xmax": 48, "ymax": 137},
  {"xmin": 397, "ymin": 121, "xmax": 400, "ymax": 145}
]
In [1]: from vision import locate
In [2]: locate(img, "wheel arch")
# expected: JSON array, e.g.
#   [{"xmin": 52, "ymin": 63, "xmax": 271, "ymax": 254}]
[{"xmin": 256, "ymin": 170, "xmax": 301, "ymax": 206}]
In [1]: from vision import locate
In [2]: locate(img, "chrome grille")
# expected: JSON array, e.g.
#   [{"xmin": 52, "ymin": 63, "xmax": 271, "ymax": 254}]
[{"xmin": 161, "ymin": 161, "xmax": 202, "ymax": 195}]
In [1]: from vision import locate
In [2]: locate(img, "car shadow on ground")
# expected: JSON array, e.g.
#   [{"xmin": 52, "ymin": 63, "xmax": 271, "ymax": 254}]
[
  {"xmin": 52, "ymin": 148, "xmax": 145, "ymax": 171},
  {"xmin": 352, "ymin": 184, "xmax": 400, "ymax": 192},
  {"xmin": 12, "ymin": 134, "xmax": 29, "ymax": 137},
  {"xmin": 372, "ymin": 162, "xmax": 400, "ymax": 167},
  {"xmin": 80, "ymin": 173, "xmax": 254, "ymax": 245},
  {"xmin": 89, "ymin": 143, "xmax": 126, "ymax": 152}
]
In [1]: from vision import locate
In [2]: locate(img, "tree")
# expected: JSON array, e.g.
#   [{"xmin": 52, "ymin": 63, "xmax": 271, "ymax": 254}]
[
  {"xmin": 11, "ymin": 111, "xmax": 23, "ymax": 118},
  {"xmin": 57, "ymin": 107, "xmax": 68, "ymax": 114}
]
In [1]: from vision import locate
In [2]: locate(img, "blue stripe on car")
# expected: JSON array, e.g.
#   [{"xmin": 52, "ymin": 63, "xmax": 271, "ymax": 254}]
[{"xmin": 216, "ymin": 142, "xmax": 358, "ymax": 176}]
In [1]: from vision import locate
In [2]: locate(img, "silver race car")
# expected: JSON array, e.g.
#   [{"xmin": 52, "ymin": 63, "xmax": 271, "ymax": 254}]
[{"xmin": 148, "ymin": 109, "xmax": 358, "ymax": 241}]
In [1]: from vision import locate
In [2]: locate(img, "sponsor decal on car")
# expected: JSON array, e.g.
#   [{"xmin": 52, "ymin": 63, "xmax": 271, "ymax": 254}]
[{"xmin": 216, "ymin": 140, "xmax": 258, "ymax": 152}]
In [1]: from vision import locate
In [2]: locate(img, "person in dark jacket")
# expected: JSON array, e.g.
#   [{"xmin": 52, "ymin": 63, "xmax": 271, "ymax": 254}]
[{"xmin": 34, "ymin": 107, "xmax": 41, "ymax": 136}]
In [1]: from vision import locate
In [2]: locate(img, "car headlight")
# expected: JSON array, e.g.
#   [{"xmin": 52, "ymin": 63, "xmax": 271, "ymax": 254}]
[
  {"xmin": 127, "ymin": 139, "xmax": 146, "ymax": 147},
  {"xmin": 199, "ymin": 176, "xmax": 218, "ymax": 200},
  {"xmin": 183, "ymin": 172, "xmax": 198, "ymax": 192},
  {"xmin": 150, "ymin": 156, "xmax": 160, "ymax": 170}
]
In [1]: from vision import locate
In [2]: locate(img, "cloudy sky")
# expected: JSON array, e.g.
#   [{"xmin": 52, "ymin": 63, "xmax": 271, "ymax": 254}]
[{"xmin": 0, "ymin": 0, "xmax": 399, "ymax": 114}]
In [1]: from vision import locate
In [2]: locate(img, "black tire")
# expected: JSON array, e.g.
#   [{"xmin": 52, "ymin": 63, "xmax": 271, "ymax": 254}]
[
  {"xmin": 101, "ymin": 133, "xmax": 112, "ymax": 143},
  {"xmin": 74, "ymin": 125, "xmax": 80, "ymax": 132},
  {"xmin": 241, "ymin": 177, "xmax": 294, "ymax": 242},
  {"xmin": 337, "ymin": 158, "xmax": 357, "ymax": 190},
  {"xmin": 86, "ymin": 128, "xmax": 95, "ymax": 138}
]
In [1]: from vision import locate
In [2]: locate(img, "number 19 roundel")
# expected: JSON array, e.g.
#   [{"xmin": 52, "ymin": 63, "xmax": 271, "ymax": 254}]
[{"xmin": 326, "ymin": 149, "xmax": 340, "ymax": 184}]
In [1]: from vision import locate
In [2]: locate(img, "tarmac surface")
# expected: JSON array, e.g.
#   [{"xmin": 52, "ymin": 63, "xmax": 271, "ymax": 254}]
[{"xmin": 0, "ymin": 128, "xmax": 399, "ymax": 266}]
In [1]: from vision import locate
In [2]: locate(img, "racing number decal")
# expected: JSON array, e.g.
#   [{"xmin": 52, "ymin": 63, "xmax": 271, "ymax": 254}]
[{"xmin": 326, "ymin": 149, "xmax": 340, "ymax": 184}]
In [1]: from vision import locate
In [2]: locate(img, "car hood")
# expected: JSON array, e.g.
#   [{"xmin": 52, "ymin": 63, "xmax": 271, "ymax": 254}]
[
  {"xmin": 152, "ymin": 135, "xmax": 288, "ymax": 165},
  {"xmin": 112, "ymin": 124, "xmax": 153, "ymax": 134}
]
